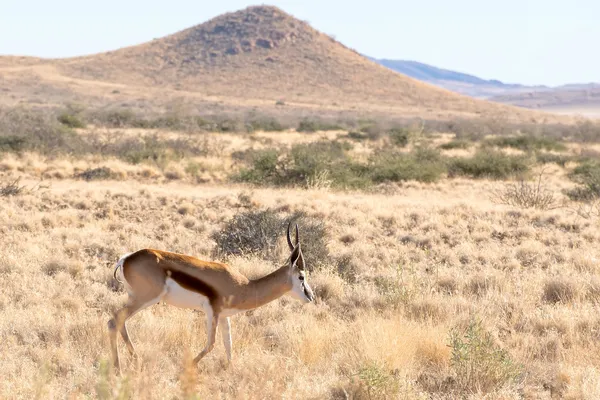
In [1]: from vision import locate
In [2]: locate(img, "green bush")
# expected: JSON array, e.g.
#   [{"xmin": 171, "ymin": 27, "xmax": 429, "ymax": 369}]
[
  {"xmin": 439, "ymin": 139, "xmax": 471, "ymax": 150},
  {"xmin": 448, "ymin": 149, "xmax": 531, "ymax": 179},
  {"xmin": 247, "ymin": 118, "xmax": 287, "ymax": 132},
  {"xmin": 235, "ymin": 149, "xmax": 281, "ymax": 184},
  {"xmin": 485, "ymin": 135, "xmax": 566, "ymax": 152},
  {"xmin": 0, "ymin": 136, "xmax": 27, "ymax": 152},
  {"xmin": 535, "ymin": 152, "xmax": 572, "ymax": 167},
  {"xmin": 449, "ymin": 319, "xmax": 522, "ymax": 394},
  {"xmin": 297, "ymin": 119, "xmax": 342, "ymax": 133},
  {"xmin": 369, "ymin": 147, "xmax": 446, "ymax": 183},
  {"xmin": 346, "ymin": 131, "xmax": 369, "ymax": 141},
  {"xmin": 57, "ymin": 112, "xmax": 86, "ymax": 129},
  {"xmin": 387, "ymin": 127, "xmax": 410, "ymax": 147},
  {"xmin": 566, "ymin": 162, "xmax": 600, "ymax": 201}
]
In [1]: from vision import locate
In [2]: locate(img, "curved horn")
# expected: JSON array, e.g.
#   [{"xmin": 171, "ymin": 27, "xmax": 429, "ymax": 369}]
[
  {"xmin": 286, "ymin": 221, "xmax": 294, "ymax": 250},
  {"xmin": 295, "ymin": 223, "xmax": 299, "ymax": 246}
]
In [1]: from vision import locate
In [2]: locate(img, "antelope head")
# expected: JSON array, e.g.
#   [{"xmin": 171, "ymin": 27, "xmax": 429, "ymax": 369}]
[{"xmin": 286, "ymin": 222, "xmax": 315, "ymax": 303}]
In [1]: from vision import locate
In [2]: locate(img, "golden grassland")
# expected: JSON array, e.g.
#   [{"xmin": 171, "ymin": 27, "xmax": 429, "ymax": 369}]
[{"xmin": 3, "ymin": 125, "xmax": 600, "ymax": 399}]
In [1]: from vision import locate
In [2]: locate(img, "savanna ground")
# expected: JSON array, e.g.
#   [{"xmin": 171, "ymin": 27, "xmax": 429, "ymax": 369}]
[{"xmin": 4, "ymin": 106, "xmax": 600, "ymax": 399}]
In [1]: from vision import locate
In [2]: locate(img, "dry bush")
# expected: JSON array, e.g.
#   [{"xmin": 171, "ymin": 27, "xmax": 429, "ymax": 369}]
[
  {"xmin": 436, "ymin": 276, "xmax": 459, "ymax": 295},
  {"xmin": 1, "ymin": 177, "xmax": 26, "ymax": 197},
  {"xmin": 213, "ymin": 208, "xmax": 329, "ymax": 268},
  {"xmin": 491, "ymin": 170, "xmax": 562, "ymax": 210},
  {"xmin": 1, "ymin": 177, "xmax": 48, "ymax": 197}
]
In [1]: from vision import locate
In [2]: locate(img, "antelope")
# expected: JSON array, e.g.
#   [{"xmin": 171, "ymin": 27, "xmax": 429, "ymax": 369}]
[{"xmin": 108, "ymin": 223, "xmax": 314, "ymax": 372}]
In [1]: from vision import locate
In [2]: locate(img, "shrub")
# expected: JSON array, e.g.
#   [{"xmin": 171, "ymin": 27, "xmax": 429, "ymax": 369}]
[
  {"xmin": 247, "ymin": 118, "xmax": 287, "ymax": 132},
  {"xmin": 352, "ymin": 362, "xmax": 400, "ymax": 400},
  {"xmin": 287, "ymin": 211, "xmax": 329, "ymax": 269},
  {"xmin": 387, "ymin": 127, "xmax": 410, "ymax": 147},
  {"xmin": 346, "ymin": 131, "xmax": 369, "ymax": 141},
  {"xmin": 57, "ymin": 112, "xmax": 86, "ymax": 129},
  {"xmin": 449, "ymin": 319, "xmax": 522, "ymax": 394},
  {"xmin": 485, "ymin": 135, "xmax": 566, "ymax": 152},
  {"xmin": 369, "ymin": 147, "xmax": 446, "ymax": 183},
  {"xmin": 74, "ymin": 167, "xmax": 115, "ymax": 181},
  {"xmin": 1, "ymin": 178, "xmax": 27, "ymax": 197},
  {"xmin": 535, "ymin": 152, "xmax": 572, "ymax": 167},
  {"xmin": 0, "ymin": 135, "xmax": 27, "ymax": 152},
  {"xmin": 448, "ymin": 149, "xmax": 531, "ymax": 179},
  {"xmin": 213, "ymin": 209, "xmax": 285, "ymax": 260},
  {"xmin": 297, "ymin": 119, "xmax": 342, "ymax": 133},
  {"xmin": 212, "ymin": 209, "xmax": 328, "ymax": 267},
  {"xmin": 567, "ymin": 161, "xmax": 600, "ymax": 201},
  {"xmin": 0, "ymin": 107, "xmax": 89, "ymax": 155},
  {"xmin": 439, "ymin": 139, "xmax": 471, "ymax": 150},
  {"xmin": 96, "ymin": 109, "xmax": 139, "ymax": 128},
  {"xmin": 490, "ymin": 170, "xmax": 561, "ymax": 210},
  {"xmin": 235, "ymin": 149, "xmax": 281, "ymax": 184},
  {"xmin": 106, "ymin": 135, "xmax": 206, "ymax": 167}
]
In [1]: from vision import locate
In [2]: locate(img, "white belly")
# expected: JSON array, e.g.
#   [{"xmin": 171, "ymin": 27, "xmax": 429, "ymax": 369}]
[{"xmin": 163, "ymin": 277, "xmax": 210, "ymax": 310}]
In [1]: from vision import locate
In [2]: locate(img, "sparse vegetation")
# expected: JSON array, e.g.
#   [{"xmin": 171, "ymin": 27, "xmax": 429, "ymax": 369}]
[{"xmin": 485, "ymin": 135, "xmax": 567, "ymax": 152}]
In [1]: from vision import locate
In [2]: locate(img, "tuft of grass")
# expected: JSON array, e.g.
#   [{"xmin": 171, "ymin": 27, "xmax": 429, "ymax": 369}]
[
  {"xmin": 448, "ymin": 149, "xmax": 532, "ymax": 179},
  {"xmin": 542, "ymin": 279, "xmax": 578, "ymax": 304}
]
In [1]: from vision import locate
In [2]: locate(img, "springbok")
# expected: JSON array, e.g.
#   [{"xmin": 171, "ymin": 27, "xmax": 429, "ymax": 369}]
[{"xmin": 108, "ymin": 223, "xmax": 314, "ymax": 372}]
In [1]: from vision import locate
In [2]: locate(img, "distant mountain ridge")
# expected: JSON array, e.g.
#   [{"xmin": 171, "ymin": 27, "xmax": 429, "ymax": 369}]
[
  {"xmin": 370, "ymin": 57, "xmax": 548, "ymax": 98},
  {"xmin": 371, "ymin": 57, "xmax": 600, "ymax": 113}
]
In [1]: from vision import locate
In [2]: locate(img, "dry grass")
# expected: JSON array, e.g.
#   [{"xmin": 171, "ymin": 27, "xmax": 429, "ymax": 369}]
[
  {"xmin": 2, "ymin": 107, "xmax": 600, "ymax": 399},
  {"xmin": 2, "ymin": 156, "xmax": 600, "ymax": 398}
]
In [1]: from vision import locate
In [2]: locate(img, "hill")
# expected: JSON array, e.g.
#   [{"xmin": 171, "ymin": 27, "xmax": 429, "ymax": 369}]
[{"xmin": 0, "ymin": 5, "xmax": 558, "ymax": 122}]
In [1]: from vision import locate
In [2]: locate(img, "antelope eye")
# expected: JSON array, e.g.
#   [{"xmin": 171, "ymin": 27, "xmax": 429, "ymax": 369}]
[{"xmin": 299, "ymin": 275, "xmax": 305, "ymax": 281}]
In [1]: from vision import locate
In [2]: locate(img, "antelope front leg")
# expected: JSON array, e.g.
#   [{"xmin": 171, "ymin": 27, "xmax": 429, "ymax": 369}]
[{"xmin": 193, "ymin": 312, "xmax": 219, "ymax": 364}]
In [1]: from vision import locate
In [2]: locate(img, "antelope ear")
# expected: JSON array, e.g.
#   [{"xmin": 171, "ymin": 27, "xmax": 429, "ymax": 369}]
[{"xmin": 290, "ymin": 244, "xmax": 302, "ymax": 268}]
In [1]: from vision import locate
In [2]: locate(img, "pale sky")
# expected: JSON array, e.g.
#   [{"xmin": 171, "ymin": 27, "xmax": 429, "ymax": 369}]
[{"xmin": 1, "ymin": 0, "xmax": 597, "ymax": 86}]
